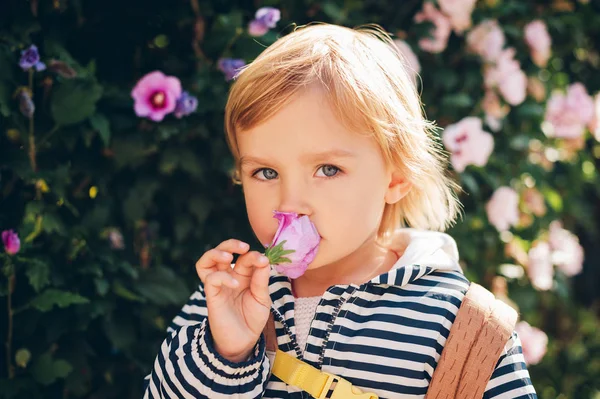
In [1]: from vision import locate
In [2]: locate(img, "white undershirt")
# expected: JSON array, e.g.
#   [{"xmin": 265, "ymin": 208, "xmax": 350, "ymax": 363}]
[{"xmin": 294, "ymin": 296, "xmax": 321, "ymax": 353}]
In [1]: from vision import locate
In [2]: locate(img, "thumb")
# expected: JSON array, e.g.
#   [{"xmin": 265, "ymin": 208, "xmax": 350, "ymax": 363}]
[{"xmin": 250, "ymin": 263, "xmax": 272, "ymax": 309}]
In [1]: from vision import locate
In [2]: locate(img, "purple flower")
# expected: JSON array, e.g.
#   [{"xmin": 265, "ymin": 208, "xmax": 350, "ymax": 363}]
[
  {"xmin": 248, "ymin": 7, "xmax": 280, "ymax": 37},
  {"xmin": 265, "ymin": 211, "xmax": 321, "ymax": 279},
  {"xmin": 174, "ymin": 91, "xmax": 198, "ymax": 118},
  {"xmin": 131, "ymin": 71, "xmax": 182, "ymax": 122},
  {"xmin": 19, "ymin": 45, "xmax": 46, "ymax": 71},
  {"xmin": 2, "ymin": 230, "xmax": 21, "ymax": 255},
  {"xmin": 217, "ymin": 58, "xmax": 246, "ymax": 81}
]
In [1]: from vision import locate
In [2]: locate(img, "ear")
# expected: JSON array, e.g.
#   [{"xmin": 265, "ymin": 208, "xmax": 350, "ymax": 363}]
[{"xmin": 384, "ymin": 170, "xmax": 412, "ymax": 205}]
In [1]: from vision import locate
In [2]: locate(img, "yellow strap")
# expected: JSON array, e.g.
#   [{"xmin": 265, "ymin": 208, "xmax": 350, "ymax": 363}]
[{"xmin": 271, "ymin": 349, "xmax": 378, "ymax": 399}]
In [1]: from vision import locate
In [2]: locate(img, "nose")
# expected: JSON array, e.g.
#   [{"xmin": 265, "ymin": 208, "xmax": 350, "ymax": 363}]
[{"xmin": 277, "ymin": 177, "xmax": 311, "ymax": 216}]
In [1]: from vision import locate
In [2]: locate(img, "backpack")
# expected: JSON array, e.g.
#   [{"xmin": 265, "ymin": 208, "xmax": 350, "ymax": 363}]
[{"xmin": 263, "ymin": 282, "xmax": 518, "ymax": 399}]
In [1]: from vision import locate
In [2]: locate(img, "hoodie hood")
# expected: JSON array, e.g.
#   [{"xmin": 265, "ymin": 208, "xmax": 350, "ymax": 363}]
[
  {"xmin": 365, "ymin": 228, "xmax": 463, "ymax": 287},
  {"xmin": 384, "ymin": 228, "xmax": 462, "ymax": 274}
]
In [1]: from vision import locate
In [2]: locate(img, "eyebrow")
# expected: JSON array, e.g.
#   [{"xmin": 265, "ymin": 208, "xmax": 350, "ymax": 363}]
[{"xmin": 239, "ymin": 149, "xmax": 357, "ymax": 167}]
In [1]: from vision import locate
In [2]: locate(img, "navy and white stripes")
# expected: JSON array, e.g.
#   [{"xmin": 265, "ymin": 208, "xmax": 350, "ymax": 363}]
[{"xmin": 144, "ymin": 264, "xmax": 537, "ymax": 398}]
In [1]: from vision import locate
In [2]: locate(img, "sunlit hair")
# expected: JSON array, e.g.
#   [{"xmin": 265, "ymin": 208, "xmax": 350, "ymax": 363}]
[{"xmin": 224, "ymin": 23, "xmax": 462, "ymax": 238}]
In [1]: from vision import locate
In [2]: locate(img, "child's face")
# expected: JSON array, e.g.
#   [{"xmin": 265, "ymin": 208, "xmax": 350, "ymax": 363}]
[{"xmin": 237, "ymin": 86, "xmax": 400, "ymax": 271}]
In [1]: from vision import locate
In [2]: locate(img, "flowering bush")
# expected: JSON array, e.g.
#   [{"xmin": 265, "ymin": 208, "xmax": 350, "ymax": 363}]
[{"xmin": 0, "ymin": 0, "xmax": 599, "ymax": 398}]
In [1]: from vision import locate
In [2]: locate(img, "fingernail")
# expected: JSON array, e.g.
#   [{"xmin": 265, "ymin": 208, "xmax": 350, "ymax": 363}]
[
  {"xmin": 231, "ymin": 278, "xmax": 239, "ymax": 287},
  {"xmin": 259, "ymin": 255, "xmax": 269, "ymax": 264},
  {"xmin": 221, "ymin": 251, "xmax": 231, "ymax": 258},
  {"xmin": 239, "ymin": 242, "xmax": 249, "ymax": 249}
]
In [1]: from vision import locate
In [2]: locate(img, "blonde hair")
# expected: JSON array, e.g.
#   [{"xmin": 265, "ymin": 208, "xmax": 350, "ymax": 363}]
[{"xmin": 224, "ymin": 23, "xmax": 462, "ymax": 237}]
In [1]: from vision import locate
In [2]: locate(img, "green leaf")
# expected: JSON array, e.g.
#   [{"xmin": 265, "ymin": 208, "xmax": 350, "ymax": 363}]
[
  {"xmin": 51, "ymin": 79, "xmax": 103, "ymax": 126},
  {"xmin": 94, "ymin": 278, "xmax": 110, "ymax": 296},
  {"xmin": 135, "ymin": 267, "xmax": 190, "ymax": 306},
  {"xmin": 31, "ymin": 352, "xmax": 73, "ymax": 385},
  {"xmin": 113, "ymin": 281, "xmax": 145, "ymax": 302},
  {"xmin": 189, "ymin": 195, "xmax": 213, "ymax": 224},
  {"xmin": 0, "ymin": 81, "xmax": 11, "ymax": 117},
  {"xmin": 265, "ymin": 240, "xmax": 296, "ymax": 265},
  {"xmin": 123, "ymin": 179, "xmax": 160, "ymax": 222},
  {"xmin": 25, "ymin": 260, "xmax": 50, "ymax": 292},
  {"xmin": 41, "ymin": 213, "xmax": 66, "ymax": 235},
  {"xmin": 30, "ymin": 289, "xmax": 89, "ymax": 312},
  {"xmin": 441, "ymin": 93, "xmax": 473, "ymax": 109},
  {"xmin": 90, "ymin": 113, "xmax": 111, "ymax": 147},
  {"xmin": 542, "ymin": 186, "xmax": 564, "ymax": 212}
]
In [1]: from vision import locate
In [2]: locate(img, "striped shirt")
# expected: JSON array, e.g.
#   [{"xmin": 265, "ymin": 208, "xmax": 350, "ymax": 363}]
[{"xmin": 143, "ymin": 230, "xmax": 537, "ymax": 399}]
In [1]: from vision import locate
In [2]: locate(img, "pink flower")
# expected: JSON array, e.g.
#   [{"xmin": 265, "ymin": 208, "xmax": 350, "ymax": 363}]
[
  {"xmin": 414, "ymin": 3, "xmax": 452, "ymax": 53},
  {"xmin": 438, "ymin": 0, "xmax": 477, "ymax": 34},
  {"xmin": 2, "ymin": 230, "xmax": 20, "ymax": 255},
  {"xmin": 544, "ymin": 83, "xmax": 595, "ymax": 138},
  {"xmin": 485, "ymin": 187, "xmax": 519, "ymax": 231},
  {"xmin": 248, "ymin": 20, "xmax": 270, "ymax": 36},
  {"xmin": 442, "ymin": 117, "xmax": 494, "ymax": 172},
  {"xmin": 515, "ymin": 321, "xmax": 548, "ymax": 365},
  {"xmin": 131, "ymin": 71, "xmax": 182, "ymax": 122},
  {"xmin": 527, "ymin": 242, "xmax": 554, "ymax": 290},
  {"xmin": 484, "ymin": 48, "xmax": 527, "ymax": 106},
  {"xmin": 482, "ymin": 90, "xmax": 509, "ymax": 131},
  {"xmin": 265, "ymin": 211, "xmax": 320, "ymax": 279},
  {"xmin": 524, "ymin": 20, "xmax": 552, "ymax": 67},
  {"xmin": 393, "ymin": 40, "xmax": 421, "ymax": 83},
  {"xmin": 548, "ymin": 221, "xmax": 584, "ymax": 276},
  {"xmin": 466, "ymin": 20, "xmax": 505, "ymax": 63}
]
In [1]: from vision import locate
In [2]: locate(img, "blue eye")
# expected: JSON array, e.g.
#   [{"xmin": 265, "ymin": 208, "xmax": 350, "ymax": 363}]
[
  {"xmin": 316, "ymin": 165, "xmax": 340, "ymax": 178},
  {"xmin": 253, "ymin": 168, "xmax": 278, "ymax": 180}
]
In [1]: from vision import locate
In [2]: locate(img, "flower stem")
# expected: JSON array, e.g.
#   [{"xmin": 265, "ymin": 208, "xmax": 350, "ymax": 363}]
[
  {"xmin": 5, "ymin": 264, "xmax": 15, "ymax": 379},
  {"xmin": 27, "ymin": 69, "xmax": 37, "ymax": 172}
]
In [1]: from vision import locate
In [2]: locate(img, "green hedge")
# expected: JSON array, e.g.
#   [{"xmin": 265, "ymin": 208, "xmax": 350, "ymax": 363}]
[{"xmin": 1, "ymin": 0, "xmax": 599, "ymax": 398}]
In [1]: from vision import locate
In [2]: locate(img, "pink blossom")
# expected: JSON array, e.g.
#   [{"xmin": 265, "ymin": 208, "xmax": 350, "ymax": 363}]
[
  {"xmin": 544, "ymin": 83, "xmax": 595, "ymax": 138},
  {"xmin": 485, "ymin": 187, "xmax": 519, "ymax": 231},
  {"xmin": 515, "ymin": 321, "xmax": 548, "ymax": 365},
  {"xmin": 484, "ymin": 48, "xmax": 527, "ymax": 106},
  {"xmin": 248, "ymin": 20, "xmax": 270, "ymax": 37},
  {"xmin": 527, "ymin": 242, "xmax": 554, "ymax": 290},
  {"xmin": 437, "ymin": 0, "xmax": 477, "ymax": 34},
  {"xmin": 442, "ymin": 117, "xmax": 494, "ymax": 172},
  {"xmin": 266, "ymin": 211, "xmax": 320, "ymax": 279},
  {"xmin": 393, "ymin": 40, "xmax": 421, "ymax": 83},
  {"xmin": 524, "ymin": 20, "xmax": 552, "ymax": 67},
  {"xmin": 548, "ymin": 221, "xmax": 584, "ymax": 276},
  {"xmin": 2, "ymin": 230, "xmax": 20, "ymax": 255},
  {"xmin": 131, "ymin": 71, "xmax": 182, "ymax": 122},
  {"xmin": 414, "ymin": 3, "xmax": 452, "ymax": 53},
  {"xmin": 466, "ymin": 20, "xmax": 505, "ymax": 63}
]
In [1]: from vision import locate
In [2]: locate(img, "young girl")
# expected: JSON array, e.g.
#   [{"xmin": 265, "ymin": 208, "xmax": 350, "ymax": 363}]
[{"xmin": 144, "ymin": 24, "xmax": 536, "ymax": 399}]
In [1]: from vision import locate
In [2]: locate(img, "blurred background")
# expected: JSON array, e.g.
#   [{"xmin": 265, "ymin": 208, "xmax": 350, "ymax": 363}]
[{"xmin": 1, "ymin": 0, "xmax": 599, "ymax": 398}]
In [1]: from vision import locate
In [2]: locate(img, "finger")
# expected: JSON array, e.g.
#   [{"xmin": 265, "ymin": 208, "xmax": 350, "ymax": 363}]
[
  {"xmin": 215, "ymin": 239, "xmax": 250, "ymax": 255},
  {"xmin": 233, "ymin": 251, "xmax": 269, "ymax": 278},
  {"xmin": 195, "ymin": 249, "xmax": 234, "ymax": 282},
  {"xmin": 250, "ymin": 260, "xmax": 272, "ymax": 309},
  {"xmin": 204, "ymin": 271, "xmax": 239, "ymax": 298}
]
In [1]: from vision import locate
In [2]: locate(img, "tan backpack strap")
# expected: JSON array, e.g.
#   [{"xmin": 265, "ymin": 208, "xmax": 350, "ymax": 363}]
[
  {"xmin": 426, "ymin": 283, "xmax": 517, "ymax": 399},
  {"xmin": 263, "ymin": 312, "xmax": 278, "ymax": 353}
]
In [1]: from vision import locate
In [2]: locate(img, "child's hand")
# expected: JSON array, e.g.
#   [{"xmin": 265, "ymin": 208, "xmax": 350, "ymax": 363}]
[{"xmin": 195, "ymin": 239, "xmax": 272, "ymax": 363}]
